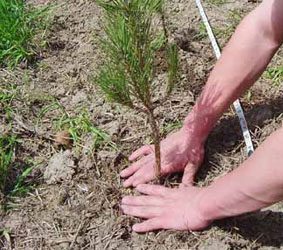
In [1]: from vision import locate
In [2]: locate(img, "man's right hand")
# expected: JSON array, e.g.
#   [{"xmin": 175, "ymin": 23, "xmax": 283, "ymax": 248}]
[{"xmin": 120, "ymin": 126, "xmax": 205, "ymax": 187}]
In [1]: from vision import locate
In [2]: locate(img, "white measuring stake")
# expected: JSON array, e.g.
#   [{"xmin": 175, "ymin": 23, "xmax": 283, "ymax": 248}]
[{"xmin": 195, "ymin": 0, "xmax": 254, "ymax": 156}]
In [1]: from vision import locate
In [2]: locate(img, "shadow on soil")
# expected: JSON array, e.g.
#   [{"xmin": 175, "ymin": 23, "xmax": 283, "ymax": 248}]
[
  {"xmin": 197, "ymin": 97, "xmax": 283, "ymax": 247},
  {"xmin": 217, "ymin": 210, "xmax": 283, "ymax": 247},
  {"xmin": 196, "ymin": 96, "xmax": 283, "ymax": 179},
  {"xmin": 208, "ymin": 96, "xmax": 283, "ymax": 153}
]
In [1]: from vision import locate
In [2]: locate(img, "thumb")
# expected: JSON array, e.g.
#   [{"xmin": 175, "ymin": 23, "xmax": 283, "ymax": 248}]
[{"xmin": 181, "ymin": 162, "xmax": 198, "ymax": 186}]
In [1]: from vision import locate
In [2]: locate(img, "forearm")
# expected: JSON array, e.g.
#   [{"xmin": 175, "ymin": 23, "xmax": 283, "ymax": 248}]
[
  {"xmin": 199, "ymin": 127, "xmax": 283, "ymax": 221},
  {"xmin": 184, "ymin": 0, "xmax": 283, "ymax": 139}
]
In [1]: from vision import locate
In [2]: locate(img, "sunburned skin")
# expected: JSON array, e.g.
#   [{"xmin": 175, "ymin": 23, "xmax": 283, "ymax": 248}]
[
  {"xmin": 121, "ymin": 0, "xmax": 283, "ymax": 232},
  {"xmin": 120, "ymin": 126, "xmax": 205, "ymax": 187}
]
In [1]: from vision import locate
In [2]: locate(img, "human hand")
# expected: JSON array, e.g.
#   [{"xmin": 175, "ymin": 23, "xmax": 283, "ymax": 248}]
[
  {"xmin": 121, "ymin": 184, "xmax": 212, "ymax": 232},
  {"xmin": 120, "ymin": 127, "xmax": 205, "ymax": 187}
]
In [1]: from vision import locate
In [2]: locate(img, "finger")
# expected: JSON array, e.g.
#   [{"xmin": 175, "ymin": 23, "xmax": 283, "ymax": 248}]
[
  {"xmin": 181, "ymin": 162, "xmax": 198, "ymax": 186},
  {"xmin": 120, "ymin": 164, "xmax": 140, "ymax": 178},
  {"xmin": 123, "ymin": 171, "xmax": 150, "ymax": 188},
  {"xmin": 122, "ymin": 195, "xmax": 165, "ymax": 206},
  {"xmin": 132, "ymin": 218, "xmax": 163, "ymax": 232},
  {"xmin": 121, "ymin": 204, "xmax": 161, "ymax": 218},
  {"xmin": 122, "ymin": 159, "xmax": 151, "ymax": 187},
  {"xmin": 123, "ymin": 158, "xmax": 155, "ymax": 187},
  {"xmin": 129, "ymin": 145, "xmax": 153, "ymax": 161},
  {"xmin": 123, "ymin": 175, "xmax": 136, "ymax": 188},
  {"xmin": 131, "ymin": 167, "xmax": 155, "ymax": 187},
  {"xmin": 136, "ymin": 184, "xmax": 169, "ymax": 197}
]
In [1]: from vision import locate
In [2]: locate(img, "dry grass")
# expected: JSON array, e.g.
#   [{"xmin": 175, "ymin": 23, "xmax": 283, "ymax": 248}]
[{"xmin": 0, "ymin": 0, "xmax": 282, "ymax": 249}]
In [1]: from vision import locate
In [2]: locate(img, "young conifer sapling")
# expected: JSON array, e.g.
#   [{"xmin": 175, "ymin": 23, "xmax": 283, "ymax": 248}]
[{"xmin": 95, "ymin": 0, "xmax": 179, "ymax": 179}]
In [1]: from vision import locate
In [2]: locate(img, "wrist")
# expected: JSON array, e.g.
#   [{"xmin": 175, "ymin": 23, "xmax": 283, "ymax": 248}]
[
  {"xmin": 182, "ymin": 111, "xmax": 214, "ymax": 143},
  {"xmin": 196, "ymin": 186, "xmax": 226, "ymax": 223},
  {"xmin": 192, "ymin": 187, "xmax": 215, "ymax": 228},
  {"xmin": 197, "ymin": 183, "xmax": 249, "ymax": 222}
]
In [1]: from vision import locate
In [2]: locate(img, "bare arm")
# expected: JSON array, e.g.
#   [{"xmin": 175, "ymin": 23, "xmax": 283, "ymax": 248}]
[
  {"xmin": 121, "ymin": 0, "xmax": 283, "ymax": 233},
  {"xmin": 197, "ymin": 12, "xmax": 283, "ymax": 221},
  {"xmin": 200, "ymin": 127, "xmax": 283, "ymax": 222},
  {"xmin": 121, "ymin": 127, "xmax": 283, "ymax": 233},
  {"xmin": 184, "ymin": 0, "xmax": 283, "ymax": 139},
  {"xmin": 192, "ymin": 0, "xmax": 283, "ymax": 222},
  {"xmin": 120, "ymin": 0, "xmax": 283, "ymax": 187}
]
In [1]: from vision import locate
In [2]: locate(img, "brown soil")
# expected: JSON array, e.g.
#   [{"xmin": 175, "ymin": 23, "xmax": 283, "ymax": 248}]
[{"xmin": 0, "ymin": 0, "xmax": 282, "ymax": 249}]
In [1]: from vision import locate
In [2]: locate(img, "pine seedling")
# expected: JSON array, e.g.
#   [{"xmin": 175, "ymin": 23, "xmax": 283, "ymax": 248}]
[{"xmin": 95, "ymin": 0, "xmax": 179, "ymax": 178}]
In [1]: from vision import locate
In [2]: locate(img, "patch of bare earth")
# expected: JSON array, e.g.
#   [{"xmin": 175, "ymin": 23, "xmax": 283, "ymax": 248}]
[{"xmin": 0, "ymin": 0, "xmax": 282, "ymax": 249}]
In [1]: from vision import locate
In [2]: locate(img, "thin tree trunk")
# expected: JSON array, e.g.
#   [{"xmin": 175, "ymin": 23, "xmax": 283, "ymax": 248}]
[{"xmin": 148, "ymin": 110, "xmax": 161, "ymax": 179}]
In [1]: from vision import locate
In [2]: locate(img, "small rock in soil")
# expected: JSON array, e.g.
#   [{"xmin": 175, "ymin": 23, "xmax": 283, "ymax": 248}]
[
  {"xmin": 101, "ymin": 120, "xmax": 120, "ymax": 139},
  {"xmin": 44, "ymin": 150, "xmax": 76, "ymax": 184}
]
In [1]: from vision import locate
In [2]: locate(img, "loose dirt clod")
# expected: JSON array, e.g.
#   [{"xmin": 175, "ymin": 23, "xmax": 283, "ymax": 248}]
[
  {"xmin": 44, "ymin": 150, "xmax": 76, "ymax": 184},
  {"xmin": 54, "ymin": 130, "xmax": 73, "ymax": 148}
]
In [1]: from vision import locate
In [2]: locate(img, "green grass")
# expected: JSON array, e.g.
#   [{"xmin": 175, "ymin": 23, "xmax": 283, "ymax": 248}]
[
  {"xmin": 0, "ymin": 135, "xmax": 36, "ymax": 211},
  {"xmin": 0, "ymin": 134, "xmax": 37, "ymax": 207},
  {"xmin": 0, "ymin": 135, "xmax": 17, "ymax": 193},
  {"xmin": 0, "ymin": 84, "xmax": 36, "ymax": 199},
  {"xmin": 9, "ymin": 163, "xmax": 34, "ymax": 197},
  {"xmin": 195, "ymin": 23, "xmax": 208, "ymax": 40},
  {"xmin": 196, "ymin": 8, "xmax": 244, "ymax": 43},
  {"xmin": 228, "ymin": 9, "xmax": 243, "ymax": 28},
  {"xmin": 0, "ymin": 0, "xmax": 50, "ymax": 67},
  {"xmin": 55, "ymin": 110, "xmax": 116, "ymax": 150},
  {"xmin": 212, "ymin": 9, "xmax": 244, "ymax": 43},
  {"xmin": 39, "ymin": 100, "xmax": 116, "ymax": 150},
  {"xmin": 0, "ymin": 83, "xmax": 17, "ymax": 120},
  {"xmin": 264, "ymin": 66, "xmax": 283, "ymax": 86},
  {"xmin": 0, "ymin": 228, "xmax": 11, "ymax": 244},
  {"xmin": 161, "ymin": 120, "xmax": 182, "ymax": 135}
]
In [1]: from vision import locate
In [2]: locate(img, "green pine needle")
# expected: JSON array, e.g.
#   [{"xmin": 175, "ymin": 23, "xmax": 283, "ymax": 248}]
[
  {"xmin": 96, "ymin": 0, "xmax": 178, "ymax": 110},
  {"xmin": 166, "ymin": 43, "xmax": 179, "ymax": 95}
]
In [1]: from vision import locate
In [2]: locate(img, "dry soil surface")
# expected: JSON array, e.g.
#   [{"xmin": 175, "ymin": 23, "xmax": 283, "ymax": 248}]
[{"xmin": 0, "ymin": 0, "xmax": 283, "ymax": 249}]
